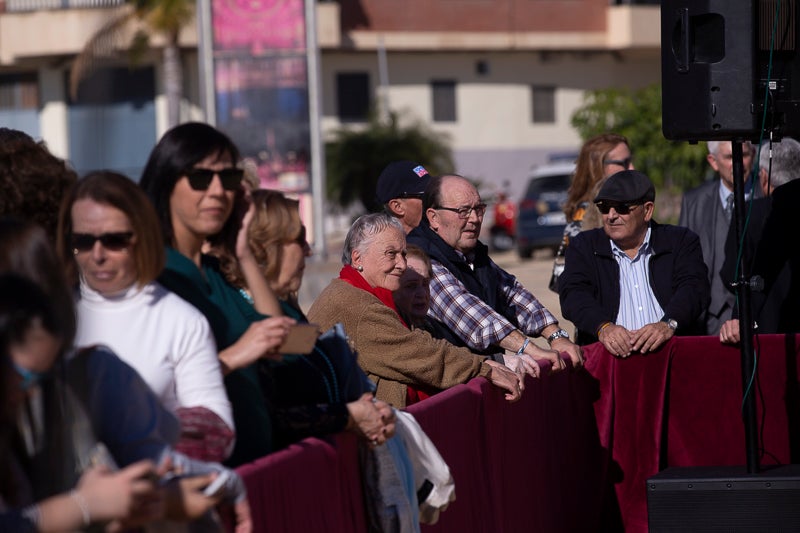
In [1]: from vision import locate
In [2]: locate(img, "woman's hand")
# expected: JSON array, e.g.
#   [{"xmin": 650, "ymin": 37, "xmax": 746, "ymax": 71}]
[
  {"xmin": 161, "ymin": 473, "xmax": 221, "ymax": 521},
  {"xmin": 346, "ymin": 393, "xmax": 396, "ymax": 445},
  {"xmin": 484, "ymin": 360, "xmax": 523, "ymax": 402},
  {"xmin": 524, "ymin": 342, "xmax": 566, "ymax": 373},
  {"xmin": 233, "ymin": 192, "xmax": 255, "ymax": 263},
  {"xmin": 77, "ymin": 461, "xmax": 163, "ymax": 528},
  {"xmin": 219, "ymin": 316, "xmax": 296, "ymax": 373}
]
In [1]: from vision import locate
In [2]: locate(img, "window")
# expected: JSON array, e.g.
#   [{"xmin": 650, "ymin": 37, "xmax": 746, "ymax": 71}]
[
  {"xmin": 0, "ymin": 73, "xmax": 39, "ymax": 110},
  {"xmin": 431, "ymin": 80, "xmax": 456, "ymax": 122},
  {"xmin": 336, "ymin": 72, "xmax": 370, "ymax": 121},
  {"xmin": 532, "ymin": 85, "xmax": 556, "ymax": 124}
]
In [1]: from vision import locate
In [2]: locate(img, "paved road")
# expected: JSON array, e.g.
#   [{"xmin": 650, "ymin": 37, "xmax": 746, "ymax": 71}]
[{"xmin": 298, "ymin": 246, "xmax": 574, "ymax": 345}]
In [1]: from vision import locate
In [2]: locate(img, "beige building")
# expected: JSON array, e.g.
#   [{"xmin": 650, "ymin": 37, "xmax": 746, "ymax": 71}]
[{"xmin": 0, "ymin": 0, "xmax": 660, "ymax": 199}]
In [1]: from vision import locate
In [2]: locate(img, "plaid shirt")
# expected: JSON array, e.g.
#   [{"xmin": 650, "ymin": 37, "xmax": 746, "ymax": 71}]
[{"xmin": 427, "ymin": 256, "xmax": 558, "ymax": 351}]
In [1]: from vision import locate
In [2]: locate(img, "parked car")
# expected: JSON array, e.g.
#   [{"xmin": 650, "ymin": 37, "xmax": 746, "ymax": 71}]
[
  {"xmin": 489, "ymin": 191, "xmax": 516, "ymax": 251},
  {"xmin": 515, "ymin": 161, "xmax": 575, "ymax": 259}
]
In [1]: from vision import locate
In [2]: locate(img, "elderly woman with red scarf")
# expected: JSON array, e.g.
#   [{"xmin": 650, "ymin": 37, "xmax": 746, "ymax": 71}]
[{"xmin": 308, "ymin": 213, "xmax": 521, "ymax": 408}]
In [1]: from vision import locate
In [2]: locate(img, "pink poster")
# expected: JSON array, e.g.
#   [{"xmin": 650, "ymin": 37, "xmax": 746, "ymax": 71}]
[{"xmin": 212, "ymin": 0, "xmax": 310, "ymax": 192}]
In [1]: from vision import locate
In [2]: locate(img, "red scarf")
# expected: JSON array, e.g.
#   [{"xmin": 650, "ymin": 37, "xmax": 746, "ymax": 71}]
[
  {"xmin": 338, "ymin": 265, "xmax": 430, "ymax": 404},
  {"xmin": 339, "ymin": 265, "xmax": 408, "ymax": 328}
]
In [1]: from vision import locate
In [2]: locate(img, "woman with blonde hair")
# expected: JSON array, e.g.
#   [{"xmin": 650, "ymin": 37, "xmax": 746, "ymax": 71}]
[{"xmin": 212, "ymin": 189, "xmax": 396, "ymax": 449}]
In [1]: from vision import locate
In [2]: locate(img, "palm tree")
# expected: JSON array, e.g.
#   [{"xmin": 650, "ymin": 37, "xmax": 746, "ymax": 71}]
[
  {"xmin": 70, "ymin": 0, "xmax": 194, "ymax": 127},
  {"xmin": 325, "ymin": 111, "xmax": 455, "ymax": 212}
]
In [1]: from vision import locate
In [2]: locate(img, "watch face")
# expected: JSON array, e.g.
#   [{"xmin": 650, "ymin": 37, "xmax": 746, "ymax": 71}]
[{"xmin": 668, "ymin": 319, "xmax": 678, "ymax": 330}]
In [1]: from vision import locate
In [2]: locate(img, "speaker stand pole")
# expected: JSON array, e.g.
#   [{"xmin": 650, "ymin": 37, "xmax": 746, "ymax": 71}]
[{"xmin": 731, "ymin": 140, "xmax": 759, "ymax": 474}]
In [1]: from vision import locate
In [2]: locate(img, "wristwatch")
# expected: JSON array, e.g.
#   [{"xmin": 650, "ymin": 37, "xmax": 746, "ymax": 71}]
[
  {"xmin": 547, "ymin": 328, "xmax": 570, "ymax": 344},
  {"xmin": 661, "ymin": 318, "xmax": 678, "ymax": 331}
]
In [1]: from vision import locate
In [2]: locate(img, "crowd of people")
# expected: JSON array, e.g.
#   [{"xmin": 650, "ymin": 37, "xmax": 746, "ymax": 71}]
[{"xmin": 2, "ymin": 120, "xmax": 797, "ymax": 531}]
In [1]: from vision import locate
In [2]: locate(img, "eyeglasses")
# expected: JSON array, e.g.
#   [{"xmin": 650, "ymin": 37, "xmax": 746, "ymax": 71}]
[
  {"xmin": 71, "ymin": 232, "xmax": 134, "ymax": 253},
  {"xmin": 595, "ymin": 202, "xmax": 640, "ymax": 215},
  {"xmin": 185, "ymin": 168, "xmax": 244, "ymax": 191},
  {"xmin": 435, "ymin": 203, "xmax": 487, "ymax": 219},
  {"xmin": 603, "ymin": 157, "xmax": 633, "ymax": 169}
]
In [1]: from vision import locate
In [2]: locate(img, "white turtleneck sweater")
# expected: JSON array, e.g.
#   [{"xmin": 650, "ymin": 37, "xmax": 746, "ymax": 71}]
[{"xmin": 74, "ymin": 280, "xmax": 234, "ymax": 431}]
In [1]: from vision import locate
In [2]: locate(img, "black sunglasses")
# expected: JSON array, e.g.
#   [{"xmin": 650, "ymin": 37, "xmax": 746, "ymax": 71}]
[
  {"xmin": 596, "ymin": 202, "xmax": 641, "ymax": 215},
  {"xmin": 603, "ymin": 157, "xmax": 633, "ymax": 169},
  {"xmin": 71, "ymin": 232, "xmax": 134, "ymax": 253},
  {"xmin": 185, "ymin": 168, "xmax": 244, "ymax": 191}
]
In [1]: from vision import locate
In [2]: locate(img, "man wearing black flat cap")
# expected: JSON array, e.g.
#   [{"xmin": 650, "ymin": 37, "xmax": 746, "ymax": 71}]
[
  {"xmin": 559, "ymin": 170, "xmax": 709, "ymax": 357},
  {"xmin": 375, "ymin": 160, "xmax": 431, "ymax": 233}
]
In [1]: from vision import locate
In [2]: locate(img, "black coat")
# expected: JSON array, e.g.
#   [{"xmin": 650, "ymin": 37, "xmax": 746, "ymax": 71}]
[
  {"xmin": 752, "ymin": 179, "xmax": 800, "ymax": 333},
  {"xmin": 558, "ymin": 221, "xmax": 710, "ymax": 345}
]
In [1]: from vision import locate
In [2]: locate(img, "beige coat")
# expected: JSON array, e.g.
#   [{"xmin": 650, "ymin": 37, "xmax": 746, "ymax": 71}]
[{"xmin": 307, "ymin": 279, "xmax": 491, "ymax": 407}]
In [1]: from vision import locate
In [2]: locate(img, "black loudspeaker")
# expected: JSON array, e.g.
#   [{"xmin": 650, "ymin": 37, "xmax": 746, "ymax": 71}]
[
  {"xmin": 647, "ymin": 465, "xmax": 800, "ymax": 532},
  {"xmin": 661, "ymin": 0, "xmax": 757, "ymax": 141}
]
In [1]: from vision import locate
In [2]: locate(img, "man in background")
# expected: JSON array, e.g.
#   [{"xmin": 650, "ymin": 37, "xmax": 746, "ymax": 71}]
[
  {"xmin": 679, "ymin": 141, "xmax": 756, "ymax": 335},
  {"xmin": 719, "ymin": 138, "xmax": 800, "ymax": 343},
  {"xmin": 375, "ymin": 160, "xmax": 430, "ymax": 233}
]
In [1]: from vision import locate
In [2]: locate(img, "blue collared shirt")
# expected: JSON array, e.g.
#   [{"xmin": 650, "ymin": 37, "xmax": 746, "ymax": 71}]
[{"xmin": 612, "ymin": 227, "xmax": 665, "ymax": 330}]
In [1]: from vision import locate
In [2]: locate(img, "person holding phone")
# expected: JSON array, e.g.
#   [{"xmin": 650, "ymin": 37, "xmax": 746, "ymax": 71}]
[
  {"xmin": 210, "ymin": 189, "xmax": 396, "ymax": 449},
  {"xmin": 140, "ymin": 123, "xmax": 297, "ymax": 466},
  {"xmin": 57, "ymin": 171, "xmax": 235, "ymax": 463}
]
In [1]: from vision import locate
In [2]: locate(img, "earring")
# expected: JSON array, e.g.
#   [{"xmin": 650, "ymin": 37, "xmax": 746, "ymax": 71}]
[
  {"xmin": 73, "ymin": 249, "xmax": 79, "ymax": 256},
  {"xmin": 356, "ymin": 265, "xmax": 364, "ymax": 272}
]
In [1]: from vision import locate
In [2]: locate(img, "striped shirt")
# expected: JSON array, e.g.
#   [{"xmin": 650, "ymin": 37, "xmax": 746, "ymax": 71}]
[{"xmin": 612, "ymin": 227, "xmax": 665, "ymax": 330}]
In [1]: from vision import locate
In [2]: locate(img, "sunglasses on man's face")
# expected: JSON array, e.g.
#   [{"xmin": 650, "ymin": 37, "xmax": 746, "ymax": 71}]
[
  {"xmin": 185, "ymin": 168, "xmax": 244, "ymax": 191},
  {"xmin": 596, "ymin": 202, "xmax": 640, "ymax": 215},
  {"xmin": 71, "ymin": 232, "xmax": 134, "ymax": 253}
]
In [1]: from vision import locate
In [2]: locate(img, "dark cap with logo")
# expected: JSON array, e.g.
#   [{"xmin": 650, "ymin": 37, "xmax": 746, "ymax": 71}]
[
  {"xmin": 594, "ymin": 170, "xmax": 656, "ymax": 204},
  {"xmin": 376, "ymin": 160, "xmax": 431, "ymax": 204}
]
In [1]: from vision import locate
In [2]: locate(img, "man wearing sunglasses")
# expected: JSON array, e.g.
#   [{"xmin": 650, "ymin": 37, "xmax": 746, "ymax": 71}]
[
  {"xmin": 375, "ymin": 160, "xmax": 431, "ymax": 234},
  {"xmin": 559, "ymin": 170, "xmax": 709, "ymax": 357}
]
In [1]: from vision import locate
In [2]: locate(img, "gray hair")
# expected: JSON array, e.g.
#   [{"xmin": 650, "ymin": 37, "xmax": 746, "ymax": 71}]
[
  {"xmin": 341, "ymin": 212, "xmax": 405, "ymax": 265},
  {"xmin": 707, "ymin": 140, "xmax": 753, "ymax": 156},
  {"xmin": 758, "ymin": 137, "xmax": 800, "ymax": 188}
]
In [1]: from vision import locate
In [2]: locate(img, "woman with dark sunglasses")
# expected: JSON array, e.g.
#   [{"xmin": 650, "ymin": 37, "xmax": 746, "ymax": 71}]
[
  {"xmin": 140, "ymin": 122, "xmax": 296, "ymax": 466},
  {"xmin": 57, "ymin": 171, "xmax": 236, "ymax": 463}
]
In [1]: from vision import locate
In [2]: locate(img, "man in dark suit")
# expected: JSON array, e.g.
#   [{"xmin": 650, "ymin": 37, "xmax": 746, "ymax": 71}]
[
  {"xmin": 679, "ymin": 141, "xmax": 756, "ymax": 336},
  {"xmin": 719, "ymin": 138, "xmax": 800, "ymax": 342},
  {"xmin": 559, "ymin": 170, "xmax": 709, "ymax": 357}
]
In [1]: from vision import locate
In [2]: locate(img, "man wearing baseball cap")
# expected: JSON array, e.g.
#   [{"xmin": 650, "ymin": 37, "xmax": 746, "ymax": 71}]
[
  {"xmin": 559, "ymin": 170, "xmax": 709, "ymax": 357},
  {"xmin": 375, "ymin": 160, "xmax": 431, "ymax": 233}
]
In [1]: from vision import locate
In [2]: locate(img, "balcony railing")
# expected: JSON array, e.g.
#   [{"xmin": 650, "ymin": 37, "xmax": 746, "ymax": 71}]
[{"xmin": 3, "ymin": 0, "xmax": 124, "ymax": 12}]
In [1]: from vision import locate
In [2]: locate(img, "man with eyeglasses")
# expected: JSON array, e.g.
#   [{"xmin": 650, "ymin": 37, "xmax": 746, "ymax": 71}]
[
  {"xmin": 375, "ymin": 160, "xmax": 431, "ymax": 233},
  {"xmin": 679, "ymin": 141, "xmax": 756, "ymax": 336},
  {"xmin": 407, "ymin": 174, "xmax": 584, "ymax": 377},
  {"xmin": 559, "ymin": 170, "xmax": 709, "ymax": 357}
]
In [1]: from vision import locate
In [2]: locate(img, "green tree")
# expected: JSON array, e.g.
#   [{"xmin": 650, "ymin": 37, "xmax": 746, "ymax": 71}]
[
  {"xmin": 70, "ymin": 0, "xmax": 194, "ymax": 127},
  {"xmin": 325, "ymin": 111, "xmax": 454, "ymax": 212},
  {"xmin": 571, "ymin": 83, "xmax": 709, "ymax": 194}
]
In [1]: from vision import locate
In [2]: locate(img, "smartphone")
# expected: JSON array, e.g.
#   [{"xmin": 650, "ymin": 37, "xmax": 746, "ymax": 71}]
[
  {"xmin": 202, "ymin": 470, "xmax": 231, "ymax": 498},
  {"xmin": 278, "ymin": 323, "xmax": 320, "ymax": 354}
]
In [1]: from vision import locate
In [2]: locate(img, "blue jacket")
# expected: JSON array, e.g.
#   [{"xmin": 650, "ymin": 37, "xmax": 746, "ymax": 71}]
[{"xmin": 558, "ymin": 221, "xmax": 710, "ymax": 345}]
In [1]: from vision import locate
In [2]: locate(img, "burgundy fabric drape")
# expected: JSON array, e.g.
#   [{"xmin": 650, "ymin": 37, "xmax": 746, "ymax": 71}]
[{"xmin": 232, "ymin": 334, "xmax": 800, "ymax": 532}]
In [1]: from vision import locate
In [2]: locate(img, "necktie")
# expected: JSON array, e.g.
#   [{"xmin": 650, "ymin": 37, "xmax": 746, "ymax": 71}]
[{"xmin": 724, "ymin": 194, "xmax": 734, "ymax": 222}]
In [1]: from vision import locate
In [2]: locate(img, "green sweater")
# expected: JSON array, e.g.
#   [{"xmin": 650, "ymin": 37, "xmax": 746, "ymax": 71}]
[{"xmin": 159, "ymin": 248, "xmax": 272, "ymax": 467}]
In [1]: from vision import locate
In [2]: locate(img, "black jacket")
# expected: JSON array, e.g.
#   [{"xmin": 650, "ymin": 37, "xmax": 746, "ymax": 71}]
[{"xmin": 558, "ymin": 221, "xmax": 710, "ymax": 345}]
